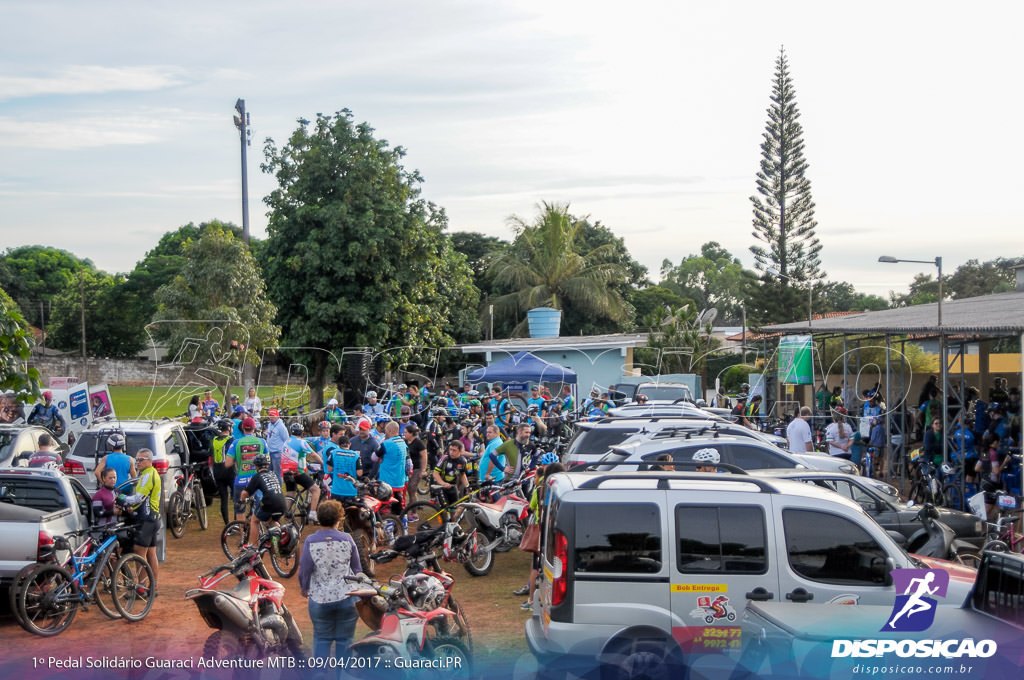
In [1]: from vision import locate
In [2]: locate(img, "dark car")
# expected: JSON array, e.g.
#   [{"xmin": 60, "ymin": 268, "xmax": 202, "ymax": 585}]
[{"xmin": 756, "ymin": 469, "xmax": 986, "ymax": 550}]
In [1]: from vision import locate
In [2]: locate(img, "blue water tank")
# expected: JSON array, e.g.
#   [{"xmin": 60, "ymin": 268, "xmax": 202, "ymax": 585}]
[{"xmin": 527, "ymin": 307, "xmax": 561, "ymax": 338}]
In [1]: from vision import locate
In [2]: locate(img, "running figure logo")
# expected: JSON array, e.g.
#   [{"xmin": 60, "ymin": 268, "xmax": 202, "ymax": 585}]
[{"xmin": 882, "ymin": 569, "xmax": 949, "ymax": 632}]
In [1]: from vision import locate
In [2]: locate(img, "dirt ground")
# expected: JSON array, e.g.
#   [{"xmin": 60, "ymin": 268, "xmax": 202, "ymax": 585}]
[{"xmin": 0, "ymin": 511, "xmax": 536, "ymax": 667}]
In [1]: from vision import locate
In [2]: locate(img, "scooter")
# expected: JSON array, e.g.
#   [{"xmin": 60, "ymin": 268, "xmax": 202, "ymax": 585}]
[
  {"xmin": 906, "ymin": 502, "xmax": 981, "ymax": 568},
  {"xmin": 186, "ymin": 527, "xmax": 303, "ymax": 659},
  {"xmin": 344, "ymin": 572, "xmax": 472, "ymax": 678},
  {"xmin": 689, "ymin": 595, "xmax": 737, "ymax": 624}
]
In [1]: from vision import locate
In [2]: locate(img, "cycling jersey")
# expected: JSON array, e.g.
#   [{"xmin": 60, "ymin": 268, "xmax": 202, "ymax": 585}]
[
  {"xmin": 433, "ymin": 455, "xmax": 469, "ymax": 484},
  {"xmin": 325, "ymin": 407, "xmax": 347, "ymax": 424},
  {"xmin": 282, "ymin": 435, "xmax": 315, "ymax": 474},
  {"xmin": 246, "ymin": 470, "xmax": 287, "ymax": 516},
  {"xmin": 377, "ymin": 436, "xmax": 409, "ymax": 489},
  {"xmin": 480, "ymin": 436, "xmax": 506, "ymax": 483},
  {"xmin": 329, "ymin": 447, "xmax": 361, "ymax": 497},
  {"xmin": 232, "ymin": 434, "xmax": 266, "ymax": 491}
]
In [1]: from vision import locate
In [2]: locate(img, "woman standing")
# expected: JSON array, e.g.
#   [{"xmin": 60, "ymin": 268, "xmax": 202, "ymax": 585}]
[
  {"xmin": 244, "ymin": 387, "xmax": 262, "ymax": 419},
  {"xmin": 825, "ymin": 410, "xmax": 853, "ymax": 460},
  {"xmin": 298, "ymin": 500, "xmax": 362, "ymax": 667}
]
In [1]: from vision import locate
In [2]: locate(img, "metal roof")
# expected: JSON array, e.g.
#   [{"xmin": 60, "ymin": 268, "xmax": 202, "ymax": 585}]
[
  {"xmin": 459, "ymin": 332, "xmax": 649, "ymax": 353},
  {"xmin": 760, "ymin": 290, "xmax": 1024, "ymax": 336}
]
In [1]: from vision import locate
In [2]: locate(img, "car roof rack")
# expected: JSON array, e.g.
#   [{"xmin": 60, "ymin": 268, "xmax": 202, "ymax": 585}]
[
  {"xmin": 593, "ymin": 414, "xmax": 717, "ymax": 425},
  {"xmin": 576, "ymin": 469, "xmax": 776, "ymax": 493},
  {"xmin": 581, "ymin": 460, "xmax": 748, "ymax": 474}
]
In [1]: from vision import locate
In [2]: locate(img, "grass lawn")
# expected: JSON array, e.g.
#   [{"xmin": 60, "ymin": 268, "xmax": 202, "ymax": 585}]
[{"xmin": 108, "ymin": 385, "xmax": 308, "ymax": 419}]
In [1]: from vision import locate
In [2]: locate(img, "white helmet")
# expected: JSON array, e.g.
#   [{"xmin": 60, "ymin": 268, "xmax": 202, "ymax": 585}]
[
  {"xmin": 366, "ymin": 391, "xmax": 377, "ymax": 399},
  {"xmin": 692, "ymin": 448, "xmax": 720, "ymax": 465}
]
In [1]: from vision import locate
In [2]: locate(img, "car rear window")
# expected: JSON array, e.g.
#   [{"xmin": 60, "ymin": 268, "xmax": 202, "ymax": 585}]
[
  {"xmin": 71, "ymin": 432, "xmax": 155, "ymax": 458},
  {"xmin": 637, "ymin": 385, "xmax": 692, "ymax": 402},
  {"xmin": 574, "ymin": 502, "xmax": 661, "ymax": 573},
  {"xmin": 566, "ymin": 428, "xmax": 639, "ymax": 458},
  {"xmin": 0, "ymin": 476, "xmax": 68, "ymax": 513}
]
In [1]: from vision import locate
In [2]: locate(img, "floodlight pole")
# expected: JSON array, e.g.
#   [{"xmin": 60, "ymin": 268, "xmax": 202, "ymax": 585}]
[{"xmin": 234, "ymin": 99, "xmax": 251, "ymax": 244}]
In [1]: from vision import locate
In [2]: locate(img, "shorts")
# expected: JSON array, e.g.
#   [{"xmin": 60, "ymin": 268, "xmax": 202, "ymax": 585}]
[
  {"xmin": 134, "ymin": 516, "xmax": 160, "ymax": 548},
  {"xmin": 283, "ymin": 471, "xmax": 314, "ymax": 492},
  {"xmin": 233, "ymin": 483, "xmax": 250, "ymax": 515},
  {"xmin": 532, "ymin": 552, "xmax": 541, "ymax": 570}
]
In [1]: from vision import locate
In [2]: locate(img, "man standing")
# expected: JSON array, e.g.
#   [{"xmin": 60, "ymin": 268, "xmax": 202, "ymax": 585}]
[
  {"xmin": 326, "ymin": 432, "xmax": 362, "ymax": 500},
  {"xmin": 350, "ymin": 420, "xmax": 380, "ymax": 479},
  {"xmin": 231, "ymin": 417, "xmax": 266, "ymax": 521},
  {"xmin": 126, "ymin": 448, "xmax": 161, "ymax": 596},
  {"xmin": 374, "ymin": 421, "xmax": 409, "ymax": 508},
  {"xmin": 325, "ymin": 398, "xmax": 347, "ymax": 425},
  {"xmin": 480, "ymin": 424, "xmax": 507, "ymax": 484},
  {"xmin": 364, "ymin": 391, "xmax": 386, "ymax": 417},
  {"xmin": 499, "ymin": 422, "xmax": 536, "ymax": 479},
  {"xmin": 211, "ymin": 420, "xmax": 236, "ymax": 525},
  {"xmin": 403, "ymin": 424, "xmax": 427, "ymax": 504},
  {"xmin": 27, "ymin": 390, "xmax": 67, "ymax": 437},
  {"xmin": 264, "ymin": 408, "xmax": 289, "ymax": 480},
  {"xmin": 527, "ymin": 386, "xmax": 546, "ymax": 416},
  {"xmin": 787, "ymin": 406, "xmax": 814, "ymax": 454},
  {"xmin": 202, "ymin": 390, "xmax": 220, "ymax": 418},
  {"xmin": 95, "ymin": 432, "xmax": 136, "ymax": 488}
]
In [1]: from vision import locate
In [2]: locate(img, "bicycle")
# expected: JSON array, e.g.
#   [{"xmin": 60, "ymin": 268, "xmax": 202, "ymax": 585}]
[
  {"xmin": 167, "ymin": 462, "xmax": 208, "ymax": 538},
  {"xmin": 982, "ymin": 494, "xmax": 1024, "ymax": 554},
  {"xmin": 221, "ymin": 497, "xmax": 299, "ymax": 578},
  {"xmin": 15, "ymin": 522, "xmax": 154, "ymax": 636},
  {"xmin": 282, "ymin": 469, "xmax": 328, "ymax": 533}
]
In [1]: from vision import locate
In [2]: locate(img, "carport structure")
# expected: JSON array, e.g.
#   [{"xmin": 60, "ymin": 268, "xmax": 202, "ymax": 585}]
[{"xmin": 759, "ymin": 289, "xmax": 1024, "ymax": 499}]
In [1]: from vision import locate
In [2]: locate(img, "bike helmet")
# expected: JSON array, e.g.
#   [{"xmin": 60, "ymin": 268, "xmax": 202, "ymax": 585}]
[
  {"xmin": 277, "ymin": 523, "xmax": 300, "ymax": 556},
  {"xmin": 940, "ymin": 463, "xmax": 954, "ymax": 476},
  {"xmin": 539, "ymin": 452, "xmax": 559, "ymax": 466},
  {"xmin": 692, "ymin": 447, "xmax": 721, "ymax": 465},
  {"xmin": 456, "ymin": 408, "xmax": 470, "ymax": 419},
  {"xmin": 402, "ymin": 573, "xmax": 446, "ymax": 611},
  {"xmin": 289, "ymin": 422, "xmax": 304, "ymax": 436},
  {"xmin": 107, "ymin": 432, "xmax": 126, "ymax": 449},
  {"xmin": 318, "ymin": 420, "xmax": 331, "ymax": 430},
  {"xmin": 365, "ymin": 390, "xmax": 377, "ymax": 399},
  {"xmin": 373, "ymin": 481, "xmax": 393, "ymax": 502},
  {"xmin": 431, "ymin": 407, "xmax": 447, "ymax": 417},
  {"xmin": 253, "ymin": 454, "xmax": 270, "ymax": 469}
]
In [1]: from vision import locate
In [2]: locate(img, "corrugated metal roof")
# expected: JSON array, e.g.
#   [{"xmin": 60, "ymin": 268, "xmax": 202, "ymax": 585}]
[
  {"xmin": 760, "ymin": 290, "xmax": 1024, "ymax": 335},
  {"xmin": 459, "ymin": 332, "xmax": 649, "ymax": 353}
]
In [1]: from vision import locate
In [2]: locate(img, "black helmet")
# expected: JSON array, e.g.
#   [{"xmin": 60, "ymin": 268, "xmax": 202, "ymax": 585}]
[
  {"xmin": 289, "ymin": 423, "xmax": 304, "ymax": 436},
  {"xmin": 253, "ymin": 454, "xmax": 270, "ymax": 469},
  {"xmin": 373, "ymin": 481, "xmax": 393, "ymax": 502},
  {"xmin": 107, "ymin": 432, "xmax": 126, "ymax": 449}
]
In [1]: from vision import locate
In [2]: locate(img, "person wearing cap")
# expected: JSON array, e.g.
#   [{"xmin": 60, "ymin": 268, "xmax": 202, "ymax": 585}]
[
  {"xmin": 228, "ymin": 392, "xmax": 241, "ymax": 413},
  {"xmin": 325, "ymin": 398, "xmax": 347, "ymax": 425},
  {"xmin": 264, "ymin": 408, "xmax": 289, "ymax": 479},
  {"xmin": 27, "ymin": 390, "xmax": 67, "ymax": 437},
  {"xmin": 202, "ymin": 390, "xmax": 220, "ymax": 419},
  {"xmin": 211, "ymin": 419, "xmax": 236, "ymax": 524},
  {"xmin": 527, "ymin": 386, "xmax": 546, "ymax": 417},
  {"xmin": 230, "ymin": 416, "xmax": 267, "ymax": 521},
  {"xmin": 283, "ymin": 422, "xmax": 323, "ymax": 522},
  {"xmin": 560, "ymin": 386, "xmax": 574, "ymax": 414},
  {"xmin": 326, "ymin": 428, "xmax": 363, "ymax": 500},
  {"xmin": 731, "ymin": 394, "xmax": 752, "ymax": 429},
  {"xmin": 230, "ymin": 405, "xmax": 249, "ymax": 438},
  {"xmin": 350, "ymin": 419, "xmax": 380, "ymax": 478},
  {"xmin": 244, "ymin": 387, "xmax": 262, "ymax": 418},
  {"xmin": 95, "ymin": 432, "xmax": 136, "ymax": 489}
]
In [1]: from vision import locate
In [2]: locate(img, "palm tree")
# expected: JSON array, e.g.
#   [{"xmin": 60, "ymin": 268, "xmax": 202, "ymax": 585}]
[{"xmin": 488, "ymin": 202, "xmax": 629, "ymax": 335}]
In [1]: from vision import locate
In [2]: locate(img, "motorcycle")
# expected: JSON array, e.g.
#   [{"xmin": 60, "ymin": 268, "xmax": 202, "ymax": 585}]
[
  {"xmin": 451, "ymin": 477, "xmax": 531, "ymax": 576},
  {"xmin": 342, "ymin": 477, "xmax": 406, "ymax": 578},
  {"xmin": 906, "ymin": 502, "xmax": 981, "ymax": 568},
  {"xmin": 689, "ymin": 595, "xmax": 737, "ymax": 624},
  {"xmin": 186, "ymin": 527, "xmax": 303, "ymax": 660},
  {"xmin": 344, "ymin": 572, "xmax": 472, "ymax": 679}
]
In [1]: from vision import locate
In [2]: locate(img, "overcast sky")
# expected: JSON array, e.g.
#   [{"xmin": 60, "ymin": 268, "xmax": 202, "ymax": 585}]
[{"xmin": 2, "ymin": 1, "xmax": 1022, "ymax": 298}]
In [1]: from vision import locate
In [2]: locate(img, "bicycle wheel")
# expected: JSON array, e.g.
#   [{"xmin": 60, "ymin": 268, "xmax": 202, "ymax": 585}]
[
  {"xmin": 352, "ymin": 528, "xmax": 375, "ymax": 578},
  {"xmin": 270, "ymin": 540, "xmax": 299, "ymax": 579},
  {"xmin": 94, "ymin": 549, "xmax": 123, "ymax": 620},
  {"xmin": 195, "ymin": 482, "xmax": 209, "ymax": 530},
  {"xmin": 112, "ymin": 553, "xmax": 155, "ymax": 621},
  {"xmin": 403, "ymin": 501, "xmax": 445, "ymax": 533},
  {"xmin": 942, "ymin": 483, "xmax": 964, "ymax": 512},
  {"xmin": 9, "ymin": 563, "xmax": 40, "ymax": 628},
  {"xmin": 284, "ymin": 495, "xmax": 306, "ymax": 533},
  {"xmin": 18, "ymin": 564, "xmax": 78, "ymax": 636},
  {"xmin": 168, "ymin": 490, "xmax": 187, "ymax": 539},
  {"xmin": 221, "ymin": 520, "xmax": 248, "ymax": 559}
]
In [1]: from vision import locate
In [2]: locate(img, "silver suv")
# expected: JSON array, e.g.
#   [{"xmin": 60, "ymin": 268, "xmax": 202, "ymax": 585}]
[
  {"xmin": 526, "ymin": 470, "xmax": 974, "ymax": 677},
  {"xmin": 64, "ymin": 419, "xmax": 190, "ymax": 503}
]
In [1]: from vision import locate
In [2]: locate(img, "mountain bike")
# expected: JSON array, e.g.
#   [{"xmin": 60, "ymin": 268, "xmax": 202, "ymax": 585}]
[
  {"xmin": 221, "ymin": 496, "xmax": 299, "ymax": 578},
  {"xmin": 168, "ymin": 462, "xmax": 208, "ymax": 538}
]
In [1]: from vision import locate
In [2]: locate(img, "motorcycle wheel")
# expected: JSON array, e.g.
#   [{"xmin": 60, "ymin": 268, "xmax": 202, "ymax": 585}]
[
  {"xmin": 427, "ymin": 636, "xmax": 472, "ymax": 677},
  {"xmin": 463, "ymin": 542, "xmax": 494, "ymax": 577},
  {"xmin": 195, "ymin": 482, "xmax": 209, "ymax": 530},
  {"xmin": 403, "ymin": 500, "xmax": 445, "ymax": 533},
  {"xmin": 352, "ymin": 529, "xmax": 375, "ymax": 578},
  {"xmin": 94, "ymin": 554, "xmax": 123, "ymax": 620},
  {"xmin": 270, "ymin": 541, "xmax": 299, "ymax": 579},
  {"xmin": 221, "ymin": 521, "xmax": 248, "ymax": 560},
  {"xmin": 438, "ymin": 594, "xmax": 473, "ymax": 652},
  {"xmin": 168, "ymin": 490, "xmax": 187, "ymax": 539},
  {"xmin": 18, "ymin": 564, "xmax": 78, "ymax": 636},
  {"xmin": 495, "ymin": 514, "xmax": 524, "ymax": 553},
  {"xmin": 112, "ymin": 553, "xmax": 155, "ymax": 621},
  {"xmin": 954, "ymin": 551, "xmax": 982, "ymax": 569},
  {"xmin": 203, "ymin": 630, "xmax": 243, "ymax": 659},
  {"xmin": 377, "ymin": 512, "xmax": 405, "ymax": 548}
]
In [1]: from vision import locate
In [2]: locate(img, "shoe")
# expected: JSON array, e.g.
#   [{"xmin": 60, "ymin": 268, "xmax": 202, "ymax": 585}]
[
  {"xmin": 520, "ymin": 600, "xmax": 532, "ymax": 610},
  {"xmin": 308, "ymin": 511, "xmax": 318, "ymax": 523},
  {"xmin": 513, "ymin": 585, "xmax": 530, "ymax": 596},
  {"xmin": 407, "ymin": 514, "xmax": 419, "ymax": 523}
]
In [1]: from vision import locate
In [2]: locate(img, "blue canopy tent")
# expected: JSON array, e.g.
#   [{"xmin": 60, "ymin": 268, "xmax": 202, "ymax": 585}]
[{"xmin": 466, "ymin": 351, "xmax": 577, "ymax": 385}]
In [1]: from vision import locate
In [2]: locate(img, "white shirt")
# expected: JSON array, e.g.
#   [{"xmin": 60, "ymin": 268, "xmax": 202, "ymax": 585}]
[
  {"xmin": 825, "ymin": 422, "xmax": 852, "ymax": 457},
  {"xmin": 786, "ymin": 417, "xmax": 813, "ymax": 454},
  {"xmin": 244, "ymin": 395, "xmax": 262, "ymax": 417}
]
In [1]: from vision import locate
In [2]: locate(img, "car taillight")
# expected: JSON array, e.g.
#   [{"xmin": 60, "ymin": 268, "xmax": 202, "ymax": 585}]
[
  {"xmin": 551, "ymin": 530, "xmax": 568, "ymax": 606},
  {"xmin": 153, "ymin": 459, "xmax": 169, "ymax": 474},
  {"xmin": 63, "ymin": 459, "xmax": 85, "ymax": 475},
  {"xmin": 37, "ymin": 530, "xmax": 54, "ymax": 561}
]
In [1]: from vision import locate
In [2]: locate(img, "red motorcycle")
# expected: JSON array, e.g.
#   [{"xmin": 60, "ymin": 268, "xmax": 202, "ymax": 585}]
[
  {"xmin": 186, "ymin": 527, "xmax": 303, "ymax": 659},
  {"xmin": 341, "ymin": 478, "xmax": 405, "ymax": 577},
  {"xmin": 344, "ymin": 571, "xmax": 472, "ymax": 678}
]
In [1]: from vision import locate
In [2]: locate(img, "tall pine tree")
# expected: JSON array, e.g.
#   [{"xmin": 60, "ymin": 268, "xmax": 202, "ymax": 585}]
[{"xmin": 749, "ymin": 48, "xmax": 822, "ymax": 324}]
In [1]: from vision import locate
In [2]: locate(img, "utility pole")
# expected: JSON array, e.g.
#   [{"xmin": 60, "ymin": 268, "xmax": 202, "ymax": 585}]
[
  {"xmin": 233, "ymin": 99, "xmax": 251, "ymax": 243},
  {"xmin": 39, "ymin": 300, "xmax": 45, "ymax": 351},
  {"xmin": 79, "ymin": 271, "xmax": 86, "ymax": 357}
]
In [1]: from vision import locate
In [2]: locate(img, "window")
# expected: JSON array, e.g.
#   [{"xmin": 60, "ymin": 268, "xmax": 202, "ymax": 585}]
[
  {"xmin": 566, "ymin": 428, "xmax": 639, "ymax": 457},
  {"xmin": 0, "ymin": 477, "xmax": 68, "ymax": 513},
  {"xmin": 783, "ymin": 509, "xmax": 888, "ymax": 585},
  {"xmin": 676, "ymin": 505, "xmax": 767, "ymax": 573},
  {"xmin": 730, "ymin": 444, "xmax": 796, "ymax": 470},
  {"xmin": 975, "ymin": 554, "xmax": 1024, "ymax": 627},
  {"xmin": 575, "ymin": 503, "xmax": 661, "ymax": 573},
  {"xmin": 819, "ymin": 479, "xmax": 878, "ymax": 508}
]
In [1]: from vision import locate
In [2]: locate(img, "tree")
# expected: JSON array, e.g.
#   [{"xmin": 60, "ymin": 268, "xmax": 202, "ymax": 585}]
[
  {"xmin": 635, "ymin": 304, "xmax": 719, "ymax": 380},
  {"xmin": 46, "ymin": 270, "xmax": 145, "ymax": 357},
  {"xmin": 946, "ymin": 257, "xmax": 1024, "ymax": 300},
  {"xmin": 261, "ymin": 111, "xmax": 478, "ymax": 407},
  {"xmin": 632, "ymin": 286, "xmax": 691, "ymax": 329},
  {"xmin": 488, "ymin": 202, "xmax": 631, "ymax": 336},
  {"xmin": 0, "ymin": 245, "xmax": 95, "ymax": 329},
  {"xmin": 0, "ymin": 285, "xmax": 42, "ymax": 398},
  {"xmin": 568, "ymin": 217, "xmax": 647, "ymax": 335},
  {"xmin": 750, "ymin": 48, "xmax": 822, "ymax": 323},
  {"xmin": 661, "ymin": 242, "xmax": 758, "ymax": 324},
  {"xmin": 153, "ymin": 226, "xmax": 280, "ymax": 400},
  {"xmin": 816, "ymin": 280, "xmax": 889, "ymax": 313}
]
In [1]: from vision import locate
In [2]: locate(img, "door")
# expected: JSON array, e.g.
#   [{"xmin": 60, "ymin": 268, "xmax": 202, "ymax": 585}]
[
  {"xmin": 667, "ymin": 488, "xmax": 778, "ymax": 655},
  {"xmin": 777, "ymin": 506, "xmax": 895, "ymax": 605}
]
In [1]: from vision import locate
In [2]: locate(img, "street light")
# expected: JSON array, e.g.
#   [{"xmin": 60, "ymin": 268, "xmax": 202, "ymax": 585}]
[
  {"xmin": 766, "ymin": 268, "xmax": 815, "ymax": 327},
  {"xmin": 878, "ymin": 255, "xmax": 942, "ymax": 327}
]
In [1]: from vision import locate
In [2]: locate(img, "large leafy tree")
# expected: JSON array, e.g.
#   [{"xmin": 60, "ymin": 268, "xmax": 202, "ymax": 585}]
[
  {"xmin": 46, "ymin": 270, "xmax": 146, "ymax": 357},
  {"xmin": 946, "ymin": 257, "xmax": 1024, "ymax": 300},
  {"xmin": 488, "ymin": 202, "xmax": 631, "ymax": 336},
  {"xmin": 0, "ymin": 286, "xmax": 42, "ymax": 398},
  {"xmin": 660, "ymin": 242, "xmax": 757, "ymax": 325},
  {"xmin": 816, "ymin": 280, "xmax": 889, "ymax": 313},
  {"xmin": 0, "ymin": 245, "xmax": 95, "ymax": 329},
  {"xmin": 261, "ymin": 111, "xmax": 477, "ymax": 407},
  {"xmin": 749, "ymin": 48, "xmax": 823, "ymax": 323},
  {"xmin": 153, "ymin": 226, "xmax": 280, "ymax": 400}
]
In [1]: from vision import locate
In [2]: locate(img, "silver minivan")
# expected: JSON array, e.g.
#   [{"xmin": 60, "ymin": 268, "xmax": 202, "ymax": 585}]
[{"xmin": 526, "ymin": 471, "xmax": 976, "ymax": 676}]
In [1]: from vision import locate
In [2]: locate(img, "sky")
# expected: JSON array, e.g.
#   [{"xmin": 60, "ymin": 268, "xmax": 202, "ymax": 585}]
[{"xmin": 2, "ymin": 1, "xmax": 1022, "ymax": 298}]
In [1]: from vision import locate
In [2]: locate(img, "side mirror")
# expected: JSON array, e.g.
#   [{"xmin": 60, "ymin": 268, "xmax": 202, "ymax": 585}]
[
  {"xmin": 906, "ymin": 500, "xmax": 915, "ymax": 509},
  {"xmin": 883, "ymin": 557, "xmax": 896, "ymax": 586}
]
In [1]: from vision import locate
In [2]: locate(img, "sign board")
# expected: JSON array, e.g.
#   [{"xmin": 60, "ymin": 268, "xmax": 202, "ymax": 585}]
[
  {"xmin": 778, "ymin": 335, "xmax": 813, "ymax": 385},
  {"xmin": 502, "ymin": 382, "xmax": 528, "ymax": 392},
  {"xmin": 48, "ymin": 377, "xmax": 80, "ymax": 390},
  {"xmin": 49, "ymin": 381, "xmax": 92, "ymax": 442}
]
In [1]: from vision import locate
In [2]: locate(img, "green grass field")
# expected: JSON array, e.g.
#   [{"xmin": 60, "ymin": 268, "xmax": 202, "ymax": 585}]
[{"xmin": 107, "ymin": 385, "xmax": 310, "ymax": 419}]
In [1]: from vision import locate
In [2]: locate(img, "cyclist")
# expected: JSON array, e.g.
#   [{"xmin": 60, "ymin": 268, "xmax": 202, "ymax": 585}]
[
  {"xmin": 239, "ymin": 453, "xmax": 287, "ymax": 546},
  {"xmin": 433, "ymin": 440, "xmax": 471, "ymax": 505},
  {"xmin": 230, "ymin": 417, "xmax": 266, "ymax": 523},
  {"xmin": 92, "ymin": 467, "xmax": 122, "ymax": 526},
  {"xmin": 202, "ymin": 390, "xmax": 220, "ymax": 418},
  {"xmin": 325, "ymin": 398, "xmax": 347, "ymax": 425},
  {"xmin": 95, "ymin": 432, "xmax": 136, "ymax": 489},
  {"xmin": 693, "ymin": 447, "xmax": 720, "ymax": 473},
  {"xmin": 480, "ymin": 424, "xmax": 509, "ymax": 484},
  {"xmin": 211, "ymin": 419, "xmax": 236, "ymax": 525},
  {"xmin": 122, "ymin": 448, "xmax": 161, "ymax": 595},
  {"xmin": 306, "ymin": 420, "xmax": 333, "ymax": 455},
  {"xmin": 363, "ymin": 390, "xmax": 386, "ymax": 417},
  {"xmin": 327, "ymin": 432, "xmax": 363, "ymax": 502},
  {"xmin": 283, "ymin": 422, "xmax": 323, "ymax": 523},
  {"xmin": 373, "ymin": 421, "xmax": 409, "ymax": 509},
  {"xmin": 527, "ymin": 386, "xmax": 547, "ymax": 416}
]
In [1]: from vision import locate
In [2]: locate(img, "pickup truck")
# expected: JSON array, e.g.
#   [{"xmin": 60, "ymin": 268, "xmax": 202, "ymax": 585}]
[{"xmin": 0, "ymin": 467, "xmax": 93, "ymax": 591}]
